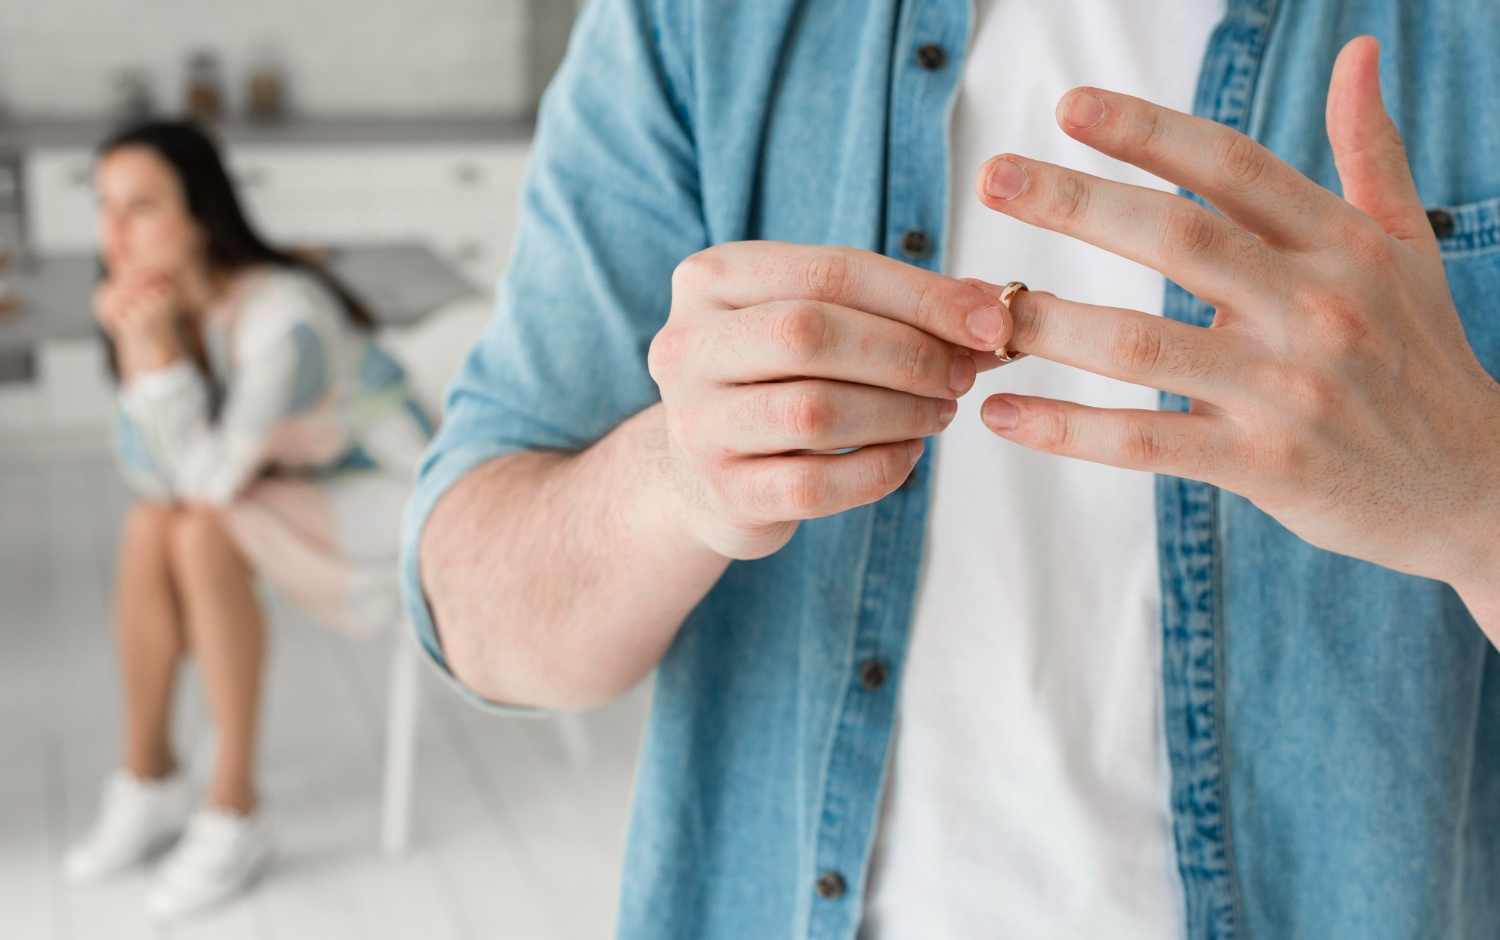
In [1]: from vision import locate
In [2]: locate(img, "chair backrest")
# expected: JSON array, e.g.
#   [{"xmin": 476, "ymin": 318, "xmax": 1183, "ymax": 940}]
[{"xmin": 375, "ymin": 295, "xmax": 493, "ymax": 422}]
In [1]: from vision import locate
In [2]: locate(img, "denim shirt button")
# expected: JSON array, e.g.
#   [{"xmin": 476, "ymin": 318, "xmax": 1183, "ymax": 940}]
[
  {"xmin": 915, "ymin": 43, "xmax": 947, "ymax": 70},
  {"xmin": 1427, "ymin": 207, "xmax": 1456, "ymax": 239},
  {"xmin": 859, "ymin": 660, "xmax": 888, "ymax": 690},
  {"xmin": 899, "ymin": 229, "xmax": 932, "ymax": 259},
  {"xmin": 815, "ymin": 870, "xmax": 847, "ymax": 900}
]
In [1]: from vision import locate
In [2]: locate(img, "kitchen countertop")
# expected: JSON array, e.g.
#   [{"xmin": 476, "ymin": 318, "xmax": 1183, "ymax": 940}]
[
  {"xmin": 0, "ymin": 242, "xmax": 480, "ymax": 377},
  {"xmin": 0, "ymin": 115, "xmax": 533, "ymax": 152}
]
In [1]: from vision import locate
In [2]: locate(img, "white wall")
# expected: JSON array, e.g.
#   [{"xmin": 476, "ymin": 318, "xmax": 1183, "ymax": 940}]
[{"xmin": 0, "ymin": 0, "xmax": 529, "ymax": 118}]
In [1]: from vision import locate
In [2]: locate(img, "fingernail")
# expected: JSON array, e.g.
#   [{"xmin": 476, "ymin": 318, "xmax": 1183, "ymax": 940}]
[
  {"xmin": 938, "ymin": 398, "xmax": 958, "ymax": 426},
  {"xmin": 906, "ymin": 438, "xmax": 925, "ymax": 460},
  {"xmin": 1065, "ymin": 91, "xmax": 1106, "ymax": 129},
  {"xmin": 984, "ymin": 158, "xmax": 1029, "ymax": 200},
  {"xmin": 982, "ymin": 397, "xmax": 1019, "ymax": 431},
  {"xmin": 966, "ymin": 304, "xmax": 1005, "ymax": 346},
  {"xmin": 949, "ymin": 353, "xmax": 975, "ymax": 395}
]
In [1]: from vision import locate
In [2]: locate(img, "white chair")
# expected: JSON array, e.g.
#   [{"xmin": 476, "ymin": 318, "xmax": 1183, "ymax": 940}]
[{"xmin": 374, "ymin": 296, "xmax": 592, "ymax": 859}]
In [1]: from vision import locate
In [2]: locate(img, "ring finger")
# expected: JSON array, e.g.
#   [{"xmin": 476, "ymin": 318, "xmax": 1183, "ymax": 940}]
[{"xmin": 1006, "ymin": 289, "xmax": 1246, "ymax": 402}]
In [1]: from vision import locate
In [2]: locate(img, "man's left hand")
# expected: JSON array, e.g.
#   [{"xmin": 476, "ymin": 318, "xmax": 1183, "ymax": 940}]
[{"xmin": 972, "ymin": 36, "xmax": 1500, "ymax": 638}]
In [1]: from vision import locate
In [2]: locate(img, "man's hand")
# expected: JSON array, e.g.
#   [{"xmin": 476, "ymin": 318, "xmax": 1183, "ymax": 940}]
[
  {"xmin": 425, "ymin": 242, "xmax": 1010, "ymax": 707},
  {"xmin": 649, "ymin": 241, "xmax": 1010, "ymax": 559},
  {"xmin": 969, "ymin": 36, "xmax": 1500, "ymax": 637}
]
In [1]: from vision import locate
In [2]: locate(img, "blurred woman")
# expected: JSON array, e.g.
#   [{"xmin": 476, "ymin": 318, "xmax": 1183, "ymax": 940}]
[{"xmin": 63, "ymin": 121, "xmax": 430, "ymax": 920}]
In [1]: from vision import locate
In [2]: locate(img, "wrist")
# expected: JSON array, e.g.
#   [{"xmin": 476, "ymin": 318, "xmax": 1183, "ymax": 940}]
[
  {"xmin": 116, "ymin": 331, "xmax": 184, "ymax": 380},
  {"xmin": 1444, "ymin": 383, "xmax": 1500, "ymax": 644}
]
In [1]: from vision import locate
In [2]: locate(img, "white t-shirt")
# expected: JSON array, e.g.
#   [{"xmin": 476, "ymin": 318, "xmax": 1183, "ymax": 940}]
[{"xmin": 861, "ymin": 1, "xmax": 1223, "ymax": 937}]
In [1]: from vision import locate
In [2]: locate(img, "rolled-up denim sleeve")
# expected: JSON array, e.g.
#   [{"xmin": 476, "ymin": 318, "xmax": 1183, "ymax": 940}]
[{"xmin": 399, "ymin": 0, "xmax": 706, "ymax": 709}]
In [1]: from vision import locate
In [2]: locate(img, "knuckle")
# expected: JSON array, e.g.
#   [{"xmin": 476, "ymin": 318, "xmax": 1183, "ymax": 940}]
[
  {"xmin": 1113, "ymin": 318, "xmax": 1168, "ymax": 376},
  {"xmin": 1218, "ymin": 133, "xmax": 1270, "ymax": 192},
  {"xmin": 908, "ymin": 277, "xmax": 947, "ymax": 332},
  {"xmin": 803, "ymin": 250, "xmax": 852, "ymax": 301},
  {"xmin": 1282, "ymin": 367, "xmax": 1341, "ymax": 422},
  {"xmin": 1310, "ymin": 290, "xmax": 1371, "ymax": 354},
  {"xmin": 1252, "ymin": 426, "xmax": 1313, "ymax": 484},
  {"xmin": 771, "ymin": 304, "xmax": 829, "ymax": 365},
  {"xmin": 1340, "ymin": 219, "xmax": 1396, "ymax": 271},
  {"xmin": 1257, "ymin": 432, "xmax": 1298, "ymax": 479},
  {"xmin": 894, "ymin": 333, "xmax": 938, "ymax": 388},
  {"xmin": 1030, "ymin": 406, "xmax": 1075, "ymax": 453},
  {"xmin": 782, "ymin": 463, "xmax": 831, "ymax": 515},
  {"xmin": 1161, "ymin": 206, "xmax": 1222, "ymax": 265},
  {"xmin": 872, "ymin": 446, "xmax": 910, "ymax": 492},
  {"xmin": 672, "ymin": 248, "xmax": 726, "ymax": 294},
  {"xmin": 785, "ymin": 386, "xmax": 833, "ymax": 441},
  {"xmin": 1135, "ymin": 105, "xmax": 1169, "ymax": 150},
  {"xmin": 647, "ymin": 325, "xmax": 685, "ymax": 384},
  {"xmin": 1050, "ymin": 174, "xmax": 1092, "ymax": 227},
  {"xmin": 1120, "ymin": 423, "xmax": 1170, "ymax": 467}
]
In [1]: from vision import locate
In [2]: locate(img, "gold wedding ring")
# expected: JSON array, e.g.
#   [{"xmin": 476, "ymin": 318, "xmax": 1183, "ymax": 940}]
[{"xmin": 995, "ymin": 281, "xmax": 1028, "ymax": 363}]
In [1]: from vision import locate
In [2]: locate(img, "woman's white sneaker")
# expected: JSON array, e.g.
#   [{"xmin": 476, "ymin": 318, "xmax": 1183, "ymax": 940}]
[
  {"xmin": 63, "ymin": 769, "xmax": 196, "ymax": 884},
  {"xmin": 145, "ymin": 807, "xmax": 271, "ymax": 921}
]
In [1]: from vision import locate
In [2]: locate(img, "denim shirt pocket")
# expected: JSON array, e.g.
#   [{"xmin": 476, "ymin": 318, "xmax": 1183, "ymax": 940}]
[{"xmin": 1433, "ymin": 195, "xmax": 1500, "ymax": 378}]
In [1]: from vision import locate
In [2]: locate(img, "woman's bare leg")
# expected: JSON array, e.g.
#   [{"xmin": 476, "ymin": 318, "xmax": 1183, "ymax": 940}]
[
  {"xmin": 168, "ymin": 507, "xmax": 265, "ymax": 815},
  {"xmin": 115, "ymin": 502, "xmax": 187, "ymax": 781}
]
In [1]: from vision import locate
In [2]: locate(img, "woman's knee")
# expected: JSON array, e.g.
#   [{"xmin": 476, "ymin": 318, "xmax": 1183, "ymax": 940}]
[
  {"xmin": 122, "ymin": 501, "xmax": 180, "ymax": 557},
  {"xmin": 166, "ymin": 506, "xmax": 244, "ymax": 582}
]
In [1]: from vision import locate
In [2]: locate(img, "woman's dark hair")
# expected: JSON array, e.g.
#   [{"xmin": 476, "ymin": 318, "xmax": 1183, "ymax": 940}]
[{"xmin": 98, "ymin": 120, "xmax": 375, "ymax": 330}]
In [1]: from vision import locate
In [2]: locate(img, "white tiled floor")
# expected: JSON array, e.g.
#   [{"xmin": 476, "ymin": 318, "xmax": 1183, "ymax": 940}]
[{"xmin": 0, "ymin": 436, "xmax": 650, "ymax": 940}]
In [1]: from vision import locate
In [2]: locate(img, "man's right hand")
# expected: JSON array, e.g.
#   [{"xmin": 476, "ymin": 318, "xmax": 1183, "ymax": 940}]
[
  {"xmin": 648, "ymin": 241, "xmax": 1013, "ymax": 559},
  {"xmin": 424, "ymin": 241, "xmax": 1011, "ymax": 707}
]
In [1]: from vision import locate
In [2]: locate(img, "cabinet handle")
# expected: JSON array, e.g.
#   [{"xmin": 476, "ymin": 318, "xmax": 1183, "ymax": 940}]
[
  {"xmin": 454, "ymin": 164, "xmax": 483, "ymax": 187},
  {"xmin": 68, "ymin": 165, "xmax": 92, "ymax": 187}
]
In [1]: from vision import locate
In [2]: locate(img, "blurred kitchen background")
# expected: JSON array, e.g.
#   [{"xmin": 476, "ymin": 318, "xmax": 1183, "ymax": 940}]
[{"xmin": 0, "ymin": 2, "xmax": 654, "ymax": 938}]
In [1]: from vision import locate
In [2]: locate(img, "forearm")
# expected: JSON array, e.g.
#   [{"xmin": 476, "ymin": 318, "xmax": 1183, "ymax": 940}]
[
  {"xmin": 420, "ymin": 404, "xmax": 731, "ymax": 710},
  {"xmin": 114, "ymin": 332, "xmax": 185, "ymax": 386}
]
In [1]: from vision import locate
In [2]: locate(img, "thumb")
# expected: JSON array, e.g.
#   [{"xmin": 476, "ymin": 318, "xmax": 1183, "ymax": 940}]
[{"xmin": 1327, "ymin": 36, "xmax": 1440, "ymax": 263}]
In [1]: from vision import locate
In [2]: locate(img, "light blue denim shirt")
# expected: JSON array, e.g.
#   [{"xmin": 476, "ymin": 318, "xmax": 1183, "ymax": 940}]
[{"xmin": 401, "ymin": 0, "xmax": 1500, "ymax": 937}]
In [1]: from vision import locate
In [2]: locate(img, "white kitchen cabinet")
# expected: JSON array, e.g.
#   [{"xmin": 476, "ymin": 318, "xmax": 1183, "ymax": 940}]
[
  {"xmin": 25, "ymin": 149, "xmax": 97, "ymax": 252},
  {"xmin": 24, "ymin": 140, "xmax": 530, "ymax": 289}
]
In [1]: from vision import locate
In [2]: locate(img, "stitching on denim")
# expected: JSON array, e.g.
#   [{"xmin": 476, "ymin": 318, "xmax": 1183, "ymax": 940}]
[
  {"xmin": 1160, "ymin": 1, "xmax": 1279, "ymax": 937},
  {"xmin": 806, "ymin": 482, "xmax": 928, "ymax": 940},
  {"xmin": 806, "ymin": 1, "xmax": 965, "ymax": 931}
]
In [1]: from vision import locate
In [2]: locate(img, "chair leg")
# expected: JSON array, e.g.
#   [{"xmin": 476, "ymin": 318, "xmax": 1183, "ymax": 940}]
[{"xmin": 381, "ymin": 627, "xmax": 422, "ymax": 859}]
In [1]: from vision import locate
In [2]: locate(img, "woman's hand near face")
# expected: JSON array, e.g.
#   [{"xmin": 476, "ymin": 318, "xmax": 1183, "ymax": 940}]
[{"xmin": 96, "ymin": 272, "xmax": 186, "ymax": 379}]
